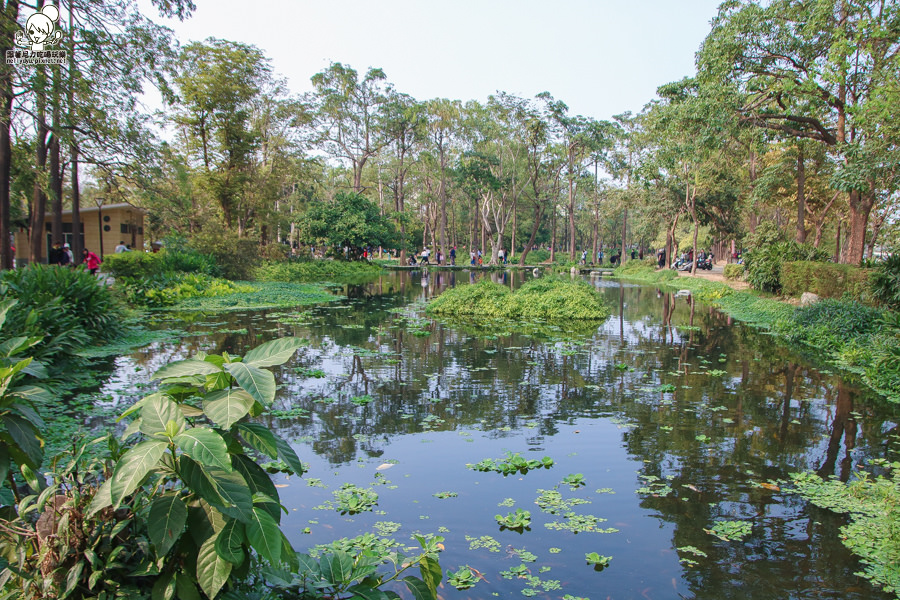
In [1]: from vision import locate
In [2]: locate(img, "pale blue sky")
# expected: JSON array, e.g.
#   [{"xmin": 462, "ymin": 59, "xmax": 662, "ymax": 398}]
[{"xmin": 144, "ymin": 0, "xmax": 724, "ymax": 120}]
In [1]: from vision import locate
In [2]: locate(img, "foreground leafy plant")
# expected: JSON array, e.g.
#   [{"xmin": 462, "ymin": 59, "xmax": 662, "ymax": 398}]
[
  {"xmin": 585, "ymin": 552, "xmax": 612, "ymax": 568},
  {"xmin": 0, "ymin": 337, "xmax": 308, "ymax": 598}
]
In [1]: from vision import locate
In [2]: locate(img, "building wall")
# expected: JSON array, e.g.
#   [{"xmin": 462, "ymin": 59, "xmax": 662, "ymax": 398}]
[{"xmin": 13, "ymin": 206, "xmax": 145, "ymax": 264}]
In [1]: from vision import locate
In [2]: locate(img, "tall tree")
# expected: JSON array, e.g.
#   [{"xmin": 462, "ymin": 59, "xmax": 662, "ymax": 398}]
[
  {"xmin": 311, "ymin": 62, "xmax": 390, "ymax": 193},
  {"xmin": 698, "ymin": 0, "xmax": 900, "ymax": 264}
]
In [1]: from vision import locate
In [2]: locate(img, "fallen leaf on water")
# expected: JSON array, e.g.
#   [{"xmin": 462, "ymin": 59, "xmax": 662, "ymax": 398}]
[
  {"xmin": 759, "ymin": 482, "xmax": 781, "ymax": 492},
  {"xmin": 683, "ymin": 484, "xmax": 700, "ymax": 493},
  {"xmin": 275, "ymin": 484, "xmax": 289, "ymax": 488},
  {"xmin": 376, "ymin": 463, "xmax": 395, "ymax": 471},
  {"xmin": 574, "ymin": 430, "xmax": 580, "ymax": 434}
]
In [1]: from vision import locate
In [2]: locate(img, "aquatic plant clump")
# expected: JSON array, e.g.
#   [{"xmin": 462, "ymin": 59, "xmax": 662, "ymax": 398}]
[{"xmin": 427, "ymin": 278, "xmax": 610, "ymax": 321}]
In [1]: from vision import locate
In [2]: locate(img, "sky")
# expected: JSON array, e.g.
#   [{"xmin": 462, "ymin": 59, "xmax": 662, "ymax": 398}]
[{"xmin": 142, "ymin": 0, "xmax": 724, "ymax": 121}]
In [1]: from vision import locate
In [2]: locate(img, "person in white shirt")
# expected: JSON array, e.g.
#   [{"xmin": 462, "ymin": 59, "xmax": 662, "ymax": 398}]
[{"xmin": 115, "ymin": 241, "xmax": 129, "ymax": 253}]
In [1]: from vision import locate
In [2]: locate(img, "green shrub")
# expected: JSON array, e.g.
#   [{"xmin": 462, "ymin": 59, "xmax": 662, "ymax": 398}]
[
  {"xmin": 254, "ymin": 259, "xmax": 384, "ymax": 282},
  {"xmin": 0, "ymin": 265, "xmax": 123, "ymax": 361},
  {"xmin": 776, "ymin": 298, "xmax": 881, "ymax": 354},
  {"xmin": 611, "ymin": 261, "xmax": 678, "ymax": 283},
  {"xmin": 781, "ymin": 261, "xmax": 870, "ymax": 300},
  {"xmin": 743, "ymin": 241, "xmax": 829, "ymax": 294},
  {"xmin": 102, "ymin": 248, "xmax": 219, "ymax": 279},
  {"xmin": 869, "ymin": 253, "xmax": 900, "ymax": 310},
  {"xmin": 187, "ymin": 225, "xmax": 261, "ymax": 280},
  {"xmin": 427, "ymin": 277, "xmax": 609, "ymax": 321},
  {"xmin": 524, "ymin": 249, "xmax": 551, "ymax": 263},
  {"xmin": 723, "ymin": 264, "xmax": 744, "ymax": 280},
  {"xmin": 117, "ymin": 272, "xmax": 254, "ymax": 308}
]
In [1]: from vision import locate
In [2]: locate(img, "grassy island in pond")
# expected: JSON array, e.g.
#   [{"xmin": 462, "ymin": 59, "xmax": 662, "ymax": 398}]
[{"xmin": 427, "ymin": 277, "xmax": 610, "ymax": 321}]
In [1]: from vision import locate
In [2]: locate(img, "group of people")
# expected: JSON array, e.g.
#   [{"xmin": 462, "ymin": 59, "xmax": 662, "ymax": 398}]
[
  {"xmin": 580, "ymin": 248, "xmax": 624, "ymax": 266},
  {"xmin": 47, "ymin": 241, "xmax": 103, "ymax": 274},
  {"xmin": 410, "ymin": 245, "xmax": 520, "ymax": 267}
]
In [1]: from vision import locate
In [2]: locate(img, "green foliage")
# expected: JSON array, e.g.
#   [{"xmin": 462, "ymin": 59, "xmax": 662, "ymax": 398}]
[
  {"xmin": 333, "ymin": 484, "xmax": 379, "ymax": 514},
  {"xmin": 612, "ymin": 261, "xmax": 678, "ymax": 283},
  {"xmin": 254, "ymin": 259, "xmax": 384, "ymax": 282},
  {"xmin": 743, "ymin": 241, "xmax": 829, "ymax": 294},
  {"xmin": 777, "ymin": 299, "xmax": 881, "ymax": 354},
  {"xmin": 291, "ymin": 534, "xmax": 443, "ymax": 600},
  {"xmin": 187, "ymin": 225, "xmax": 262, "ymax": 281},
  {"xmin": 102, "ymin": 248, "xmax": 219, "ymax": 279},
  {"xmin": 428, "ymin": 277, "xmax": 610, "ymax": 321},
  {"xmin": 0, "ymin": 300, "xmax": 50, "ymax": 494},
  {"xmin": 0, "ymin": 337, "xmax": 309, "ymax": 598},
  {"xmin": 781, "ymin": 261, "xmax": 870, "ymax": 300},
  {"xmin": 495, "ymin": 508, "xmax": 532, "ymax": 530},
  {"xmin": 446, "ymin": 566, "xmax": 480, "ymax": 590},
  {"xmin": 585, "ymin": 552, "xmax": 612, "ymax": 567},
  {"xmin": 298, "ymin": 192, "xmax": 401, "ymax": 259},
  {"xmin": 117, "ymin": 272, "xmax": 255, "ymax": 308},
  {"xmin": 791, "ymin": 468, "xmax": 900, "ymax": 595},
  {"xmin": 0, "ymin": 265, "xmax": 123, "ymax": 363},
  {"xmin": 869, "ymin": 253, "xmax": 900, "ymax": 310},
  {"xmin": 705, "ymin": 520, "xmax": 752, "ymax": 542},
  {"xmin": 159, "ymin": 282, "xmax": 339, "ymax": 312},
  {"xmin": 723, "ymin": 263, "xmax": 744, "ymax": 280},
  {"xmin": 467, "ymin": 452, "xmax": 554, "ymax": 476}
]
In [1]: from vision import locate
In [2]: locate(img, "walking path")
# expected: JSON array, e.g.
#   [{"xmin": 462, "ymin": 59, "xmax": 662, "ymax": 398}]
[{"xmin": 676, "ymin": 261, "xmax": 750, "ymax": 290}]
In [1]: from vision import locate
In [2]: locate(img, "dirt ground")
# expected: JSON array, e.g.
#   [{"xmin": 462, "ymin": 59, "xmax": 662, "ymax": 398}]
[{"xmin": 675, "ymin": 260, "xmax": 750, "ymax": 291}]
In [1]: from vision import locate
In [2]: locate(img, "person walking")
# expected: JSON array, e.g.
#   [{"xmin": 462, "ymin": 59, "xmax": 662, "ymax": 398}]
[
  {"xmin": 82, "ymin": 248, "xmax": 102, "ymax": 275},
  {"xmin": 63, "ymin": 243, "xmax": 74, "ymax": 264},
  {"xmin": 450, "ymin": 246, "xmax": 456, "ymax": 266}
]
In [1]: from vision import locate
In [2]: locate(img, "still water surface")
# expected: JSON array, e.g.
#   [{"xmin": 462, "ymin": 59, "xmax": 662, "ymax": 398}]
[{"xmin": 102, "ymin": 270, "xmax": 899, "ymax": 600}]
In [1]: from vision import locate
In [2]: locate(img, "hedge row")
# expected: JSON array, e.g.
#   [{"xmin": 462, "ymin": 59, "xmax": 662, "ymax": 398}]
[{"xmin": 781, "ymin": 261, "xmax": 870, "ymax": 299}]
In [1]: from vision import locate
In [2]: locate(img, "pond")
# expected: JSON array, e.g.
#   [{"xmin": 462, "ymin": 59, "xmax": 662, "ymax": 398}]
[{"xmin": 98, "ymin": 270, "xmax": 899, "ymax": 600}]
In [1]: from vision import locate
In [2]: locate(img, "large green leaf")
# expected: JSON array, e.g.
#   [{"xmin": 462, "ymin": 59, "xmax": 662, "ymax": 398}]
[
  {"xmin": 7, "ymin": 385, "xmax": 53, "ymax": 406},
  {"xmin": 179, "ymin": 457, "xmax": 224, "ymax": 508},
  {"xmin": 8, "ymin": 400, "xmax": 44, "ymax": 429},
  {"xmin": 273, "ymin": 433, "xmax": 306, "ymax": 476},
  {"xmin": 175, "ymin": 428, "xmax": 232, "ymax": 472},
  {"xmin": 243, "ymin": 338, "xmax": 304, "ymax": 368},
  {"xmin": 151, "ymin": 570, "xmax": 176, "ymax": 600},
  {"xmin": 203, "ymin": 389, "xmax": 255, "ymax": 430},
  {"xmin": 419, "ymin": 556, "xmax": 442, "ymax": 598},
  {"xmin": 207, "ymin": 467, "xmax": 254, "ymax": 523},
  {"xmin": 1, "ymin": 414, "xmax": 42, "ymax": 468},
  {"xmin": 174, "ymin": 573, "xmax": 202, "ymax": 600},
  {"xmin": 154, "ymin": 359, "xmax": 222, "ymax": 381},
  {"xmin": 402, "ymin": 576, "xmax": 436, "ymax": 600},
  {"xmin": 321, "ymin": 551, "xmax": 355, "ymax": 587},
  {"xmin": 86, "ymin": 478, "xmax": 113, "ymax": 516},
  {"xmin": 245, "ymin": 506, "xmax": 282, "ymax": 564},
  {"xmin": 214, "ymin": 518, "xmax": 246, "ymax": 565},
  {"xmin": 236, "ymin": 423, "xmax": 279, "ymax": 459},
  {"xmin": 110, "ymin": 440, "xmax": 168, "ymax": 507},
  {"xmin": 0, "ymin": 299, "xmax": 15, "ymax": 330},
  {"xmin": 223, "ymin": 362, "xmax": 276, "ymax": 406},
  {"xmin": 347, "ymin": 585, "xmax": 392, "ymax": 600},
  {"xmin": 232, "ymin": 455, "xmax": 278, "ymax": 500},
  {"xmin": 0, "ymin": 444, "xmax": 8, "ymax": 484},
  {"xmin": 197, "ymin": 535, "xmax": 233, "ymax": 599},
  {"xmin": 147, "ymin": 493, "xmax": 188, "ymax": 557},
  {"xmin": 140, "ymin": 395, "xmax": 185, "ymax": 438}
]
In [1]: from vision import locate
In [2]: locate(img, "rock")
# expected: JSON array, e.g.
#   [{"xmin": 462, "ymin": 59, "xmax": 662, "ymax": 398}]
[{"xmin": 800, "ymin": 292, "xmax": 821, "ymax": 306}]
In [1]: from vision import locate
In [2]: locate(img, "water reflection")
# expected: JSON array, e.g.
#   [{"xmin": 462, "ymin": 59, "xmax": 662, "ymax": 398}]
[{"xmin": 98, "ymin": 271, "xmax": 897, "ymax": 599}]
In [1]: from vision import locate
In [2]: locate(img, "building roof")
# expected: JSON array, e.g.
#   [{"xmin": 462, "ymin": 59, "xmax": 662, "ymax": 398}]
[{"xmin": 60, "ymin": 203, "xmax": 147, "ymax": 216}]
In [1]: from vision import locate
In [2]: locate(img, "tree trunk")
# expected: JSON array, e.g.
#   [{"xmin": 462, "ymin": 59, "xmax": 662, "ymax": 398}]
[
  {"xmin": 796, "ymin": 146, "xmax": 807, "ymax": 243},
  {"xmin": 568, "ymin": 174, "xmax": 576, "ymax": 261},
  {"xmin": 50, "ymin": 66, "xmax": 63, "ymax": 248},
  {"xmin": 621, "ymin": 207, "xmax": 627, "ymax": 264},
  {"xmin": 30, "ymin": 64, "xmax": 48, "ymax": 264},
  {"xmin": 550, "ymin": 205, "xmax": 557, "ymax": 262},
  {"xmin": 0, "ymin": 0, "xmax": 17, "ymax": 270},
  {"xmin": 844, "ymin": 189, "xmax": 874, "ymax": 265},
  {"xmin": 833, "ymin": 220, "xmax": 841, "ymax": 262}
]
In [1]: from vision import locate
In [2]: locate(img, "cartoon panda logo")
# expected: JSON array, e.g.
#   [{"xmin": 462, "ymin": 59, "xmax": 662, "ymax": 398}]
[{"xmin": 15, "ymin": 5, "xmax": 63, "ymax": 52}]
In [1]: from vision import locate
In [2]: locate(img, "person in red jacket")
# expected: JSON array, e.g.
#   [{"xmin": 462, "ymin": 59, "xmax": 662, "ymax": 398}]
[{"xmin": 82, "ymin": 248, "xmax": 101, "ymax": 274}]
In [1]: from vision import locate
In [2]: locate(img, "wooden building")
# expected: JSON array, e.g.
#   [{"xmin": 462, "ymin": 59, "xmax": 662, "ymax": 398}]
[{"xmin": 14, "ymin": 203, "xmax": 146, "ymax": 264}]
